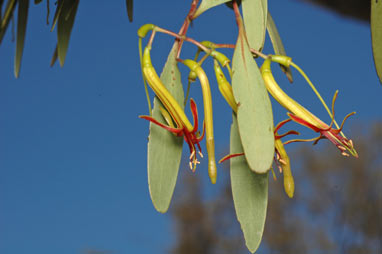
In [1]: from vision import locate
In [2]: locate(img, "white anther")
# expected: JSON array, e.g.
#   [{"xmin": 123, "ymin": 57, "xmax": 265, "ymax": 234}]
[{"xmin": 189, "ymin": 150, "xmax": 195, "ymax": 160}]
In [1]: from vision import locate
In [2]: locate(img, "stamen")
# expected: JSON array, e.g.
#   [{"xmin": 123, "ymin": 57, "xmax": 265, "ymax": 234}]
[
  {"xmin": 189, "ymin": 161, "xmax": 193, "ymax": 170},
  {"xmin": 349, "ymin": 139, "xmax": 353, "ymax": 147},
  {"xmin": 339, "ymin": 112, "xmax": 356, "ymax": 130},
  {"xmin": 328, "ymin": 90, "xmax": 338, "ymax": 129},
  {"xmin": 274, "ymin": 118, "xmax": 292, "ymax": 134},
  {"xmin": 278, "ymin": 158, "xmax": 287, "ymax": 165},
  {"xmin": 278, "ymin": 165, "xmax": 283, "ymax": 173},
  {"xmin": 198, "ymin": 151, "xmax": 204, "ymax": 158},
  {"xmin": 341, "ymin": 152, "xmax": 350, "ymax": 157},
  {"xmin": 284, "ymin": 136, "xmax": 321, "ymax": 145},
  {"xmin": 275, "ymin": 130, "xmax": 300, "ymax": 139},
  {"xmin": 337, "ymin": 145, "xmax": 346, "ymax": 151},
  {"xmin": 271, "ymin": 167, "xmax": 277, "ymax": 181},
  {"xmin": 189, "ymin": 150, "xmax": 195, "ymax": 160}
]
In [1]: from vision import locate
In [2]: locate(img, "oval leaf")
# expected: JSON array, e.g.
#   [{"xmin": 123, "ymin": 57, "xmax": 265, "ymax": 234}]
[
  {"xmin": 148, "ymin": 43, "xmax": 184, "ymax": 213},
  {"xmin": 266, "ymin": 12, "xmax": 293, "ymax": 83},
  {"xmin": 230, "ymin": 114, "xmax": 268, "ymax": 253},
  {"xmin": 232, "ymin": 33, "xmax": 274, "ymax": 173},
  {"xmin": 242, "ymin": 0, "xmax": 267, "ymax": 51},
  {"xmin": 194, "ymin": 0, "xmax": 231, "ymax": 18},
  {"xmin": 57, "ymin": 0, "xmax": 79, "ymax": 67},
  {"xmin": 371, "ymin": 0, "xmax": 382, "ymax": 84},
  {"xmin": 14, "ymin": 0, "xmax": 29, "ymax": 78}
]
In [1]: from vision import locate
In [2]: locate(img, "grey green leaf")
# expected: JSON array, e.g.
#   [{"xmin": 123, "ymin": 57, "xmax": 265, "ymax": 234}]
[
  {"xmin": 14, "ymin": 0, "xmax": 29, "ymax": 78},
  {"xmin": 266, "ymin": 12, "xmax": 293, "ymax": 83},
  {"xmin": 126, "ymin": 0, "xmax": 133, "ymax": 22},
  {"xmin": 371, "ymin": 0, "xmax": 382, "ymax": 84},
  {"xmin": 194, "ymin": 0, "xmax": 231, "ymax": 18},
  {"xmin": 57, "ymin": 0, "xmax": 79, "ymax": 67},
  {"xmin": 148, "ymin": 43, "xmax": 184, "ymax": 213},
  {"xmin": 242, "ymin": 0, "xmax": 267, "ymax": 51},
  {"xmin": 230, "ymin": 114, "xmax": 268, "ymax": 253},
  {"xmin": 232, "ymin": 32, "xmax": 274, "ymax": 173}
]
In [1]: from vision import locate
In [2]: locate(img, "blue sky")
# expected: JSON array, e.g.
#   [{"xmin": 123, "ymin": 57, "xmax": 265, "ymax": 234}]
[{"xmin": 0, "ymin": 1, "xmax": 381, "ymax": 253}]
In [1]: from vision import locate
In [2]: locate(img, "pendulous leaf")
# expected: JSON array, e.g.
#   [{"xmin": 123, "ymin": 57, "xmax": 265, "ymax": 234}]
[
  {"xmin": 147, "ymin": 43, "xmax": 184, "ymax": 213},
  {"xmin": 242, "ymin": 0, "xmax": 267, "ymax": 51},
  {"xmin": 0, "ymin": 0, "xmax": 17, "ymax": 44},
  {"xmin": 194, "ymin": 0, "xmax": 231, "ymax": 18},
  {"xmin": 231, "ymin": 29, "xmax": 274, "ymax": 173},
  {"xmin": 14, "ymin": 0, "xmax": 29, "ymax": 78},
  {"xmin": 230, "ymin": 114, "xmax": 269, "ymax": 253},
  {"xmin": 126, "ymin": 0, "xmax": 133, "ymax": 22},
  {"xmin": 57, "ymin": 0, "xmax": 79, "ymax": 67}
]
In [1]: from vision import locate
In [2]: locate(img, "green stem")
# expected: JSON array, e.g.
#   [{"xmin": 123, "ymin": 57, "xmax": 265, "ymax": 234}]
[{"xmin": 290, "ymin": 62, "xmax": 345, "ymax": 137}]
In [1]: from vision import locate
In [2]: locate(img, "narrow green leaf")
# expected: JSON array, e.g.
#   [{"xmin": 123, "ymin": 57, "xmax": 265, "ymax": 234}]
[
  {"xmin": 242, "ymin": 0, "xmax": 267, "ymax": 51},
  {"xmin": 125, "ymin": 0, "xmax": 133, "ymax": 22},
  {"xmin": 14, "ymin": 0, "xmax": 29, "ymax": 78},
  {"xmin": 148, "ymin": 43, "xmax": 184, "ymax": 213},
  {"xmin": 230, "ymin": 114, "xmax": 268, "ymax": 253},
  {"xmin": 371, "ymin": 0, "xmax": 382, "ymax": 84},
  {"xmin": 231, "ymin": 32, "xmax": 274, "ymax": 173},
  {"xmin": 50, "ymin": 0, "xmax": 63, "ymax": 32},
  {"xmin": 266, "ymin": 12, "xmax": 293, "ymax": 83},
  {"xmin": 57, "ymin": 0, "xmax": 79, "ymax": 67},
  {"xmin": 34, "ymin": 0, "xmax": 43, "ymax": 4},
  {"xmin": 0, "ymin": 0, "xmax": 4, "ymax": 22},
  {"xmin": 0, "ymin": 0, "xmax": 17, "ymax": 44},
  {"xmin": 194, "ymin": 0, "xmax": 231, "ymax": 18},
  {"xmin": 50, "ymin": 44, "xmax": 58, "ymax": 66}
]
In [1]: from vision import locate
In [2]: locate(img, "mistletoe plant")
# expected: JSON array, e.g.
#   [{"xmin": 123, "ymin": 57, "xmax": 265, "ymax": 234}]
[{"xmin": 138, "ymin": 0, "xmax": 357, "ymax": 252}]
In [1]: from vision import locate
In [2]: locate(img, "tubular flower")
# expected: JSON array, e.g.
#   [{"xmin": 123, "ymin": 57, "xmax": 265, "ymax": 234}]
[
  {"xmin": 273, "ymin": 118, "xmax": 300, "ymax": 198},
  {"xmin": 214, "ymin": 62, "xmax": 297, "ymax": 198},
  {"xmin": 139, "ymin": 46, "xmax": 205, "ymax": 171},
  {"xmin": 182, "ymin": 59, "xmax": 217, "ymax": 184},
  {"xmin": 260, "ymin": 57, "xmax": 358, "ymax": 158}
]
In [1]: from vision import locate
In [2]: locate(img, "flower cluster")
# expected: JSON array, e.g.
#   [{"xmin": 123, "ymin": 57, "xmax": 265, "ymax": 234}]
[{"xmin": 138, "ymin": 24, "xmax": 357, "ymax": 196}]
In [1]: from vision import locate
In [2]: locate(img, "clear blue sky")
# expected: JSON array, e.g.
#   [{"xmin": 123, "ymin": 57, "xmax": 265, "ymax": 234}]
[{"xmin": 0, "ymin": 1, "xmax": 381, "ymax": 253}]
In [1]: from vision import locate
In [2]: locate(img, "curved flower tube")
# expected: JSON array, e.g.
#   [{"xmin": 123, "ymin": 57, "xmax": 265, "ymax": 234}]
[
  {"xmin": 183, "ymin": 59, "xmax": 217, "ymax": 184},
  {"xmin": 140, "ymin": 46, "xmax": 205, "ymax": 171},
  {"xmin": 213, "ymin": 60, "xmax": 237, "ymax": 112},
  {"xmin": 260, "ymin": 57, "xmax": 358, "ymax": 158},
  {"xmin": 214, "ymin": 62, "xmax": 296, "ymax": 197}
]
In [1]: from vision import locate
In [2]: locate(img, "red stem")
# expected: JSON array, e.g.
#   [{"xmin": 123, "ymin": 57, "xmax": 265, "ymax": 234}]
[{"xmin": 176, "ymin": 0, "xmax": 200, "ymax": 58}]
